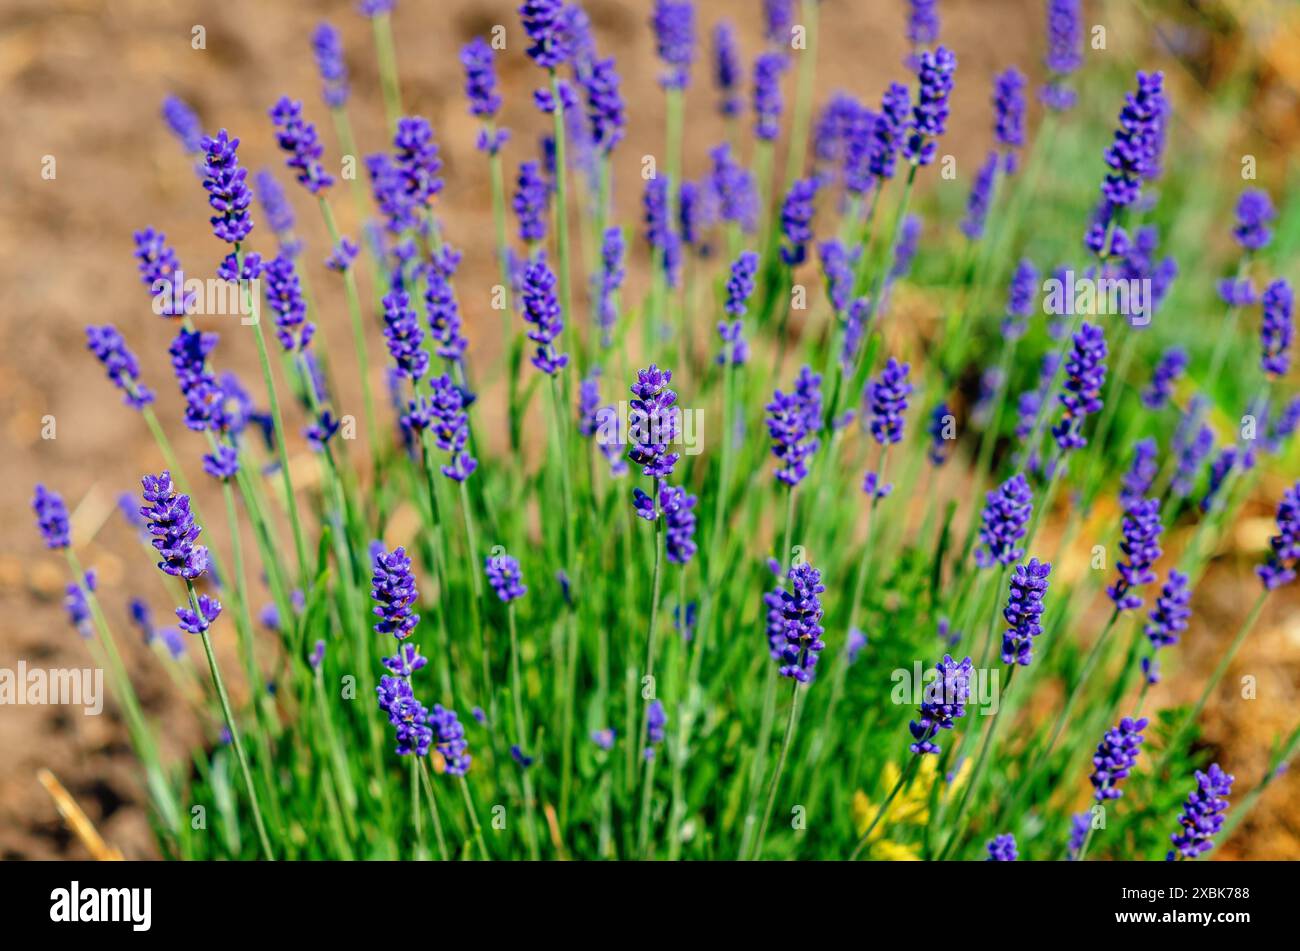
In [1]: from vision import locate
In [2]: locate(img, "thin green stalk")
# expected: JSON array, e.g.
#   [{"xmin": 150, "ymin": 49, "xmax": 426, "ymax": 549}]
[
  {"xmin": 508, "ymin": 603, "xmax": 541, "ymax": 860},
  {"xmin": 417, "ymin": 758, "xmax": 451, "ymax": 861},
  {"xmin": 186, "ymin": 580, "xmax": 275, "ymax": 860},
  {"xmin": 753, "ymin": 681, "xmax": 802, "ymax": 859},
  {"xmin": 372, "ymin": 11, "xmax": 404, "ymax": 132},
  {"xmin": 458, "ymin": 775, "xmax": 490, "ymax": 861},
  {"xmin": 782, "ymin": 0, "xmax": 819, "ymax": 188}
]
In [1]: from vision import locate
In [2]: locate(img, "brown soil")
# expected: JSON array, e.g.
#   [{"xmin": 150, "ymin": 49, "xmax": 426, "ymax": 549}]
[{"xmin": 0, "ymin": 0, "xmax": 1295, "ymax": 859}]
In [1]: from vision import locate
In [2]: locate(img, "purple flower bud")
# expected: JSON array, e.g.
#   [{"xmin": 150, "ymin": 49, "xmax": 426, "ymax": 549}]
[
  {"xmin": 200, "ymin": 130, "xmax": 254, "ymax": 244},
  {"xmin": 959, "ymin": 151, "xmax": 998, "ymax": 240},
  {"xmin": 1233, "ymin": 189, "xmax": 1275, "ymax": 251},
  {"xmin": 582, "ymin": 56, "xmax": 625, "ymax": 154},
  {"xmin": 1052, "ymin": 322, "xmax": 1108, "ymax": 453},
  {"xmin": 521, "ymin": 254, "xmax": 568, "ymax": 375},
  {"xmin": 266, "ymin": 98, "xmax": 330, "ymax": 194},
  {"xmin": 162, "ymin": 95, "xmax": 204, "ymax": 154},
  {"xmin": 986, "ymin": 834, "xmax": 1018, "ymax": 861},
  {"xmin": 1108, "ymin": 497, "xmax": 1163, "ymax": 611},
  {"xmin": 1090, "ymin": 716, "xmax": 1148, "ymax": 801},
  {"xmin": 752, "ymin": 52, "xmax": 788, "ymax": 141},
  {"xmin": 644, "ymin": 177, "xmax": 682, "ymax": 288},
  {"xmin": 661, "ymin": 483, "xmax": 698, "ymax": 565},
  {"xmin": 994, "ymin": 67, "xmax": 1027, "ymax": 172},
  {"xmin": 312, "ymin": 22, "xmax": 350, "ymax": 108},
  {"xmin": 1120, "ymin": 438, "xmax": 1158, "ymax": 508},
  {"xmin": 975, "ymin": 474, "xmax": 1034, "ymax": 568},
  {"xmin": 519, "ymin": 0, "xmax": 570, "ymax": 71},
  {"xmin": 177, "ymin": 593, "xmax": 222, "ymax": 635},
  {"xmin": 460, "ymin": 37, "xmax": 501, "ymax": 119},
  {"xmin": 513, "ymin": 160, "xmax": 550, "ymax": 244},
  {"xmin": 651, "ymin": 0, "xmax": 695, "ymax": 90},
  {"xmin": 264, "ymin": 255, "xmax": 315, "ymax": 352},
  {"xmin": 772, "ymin": 562, "xmax": 827, "ymax": 683},
  {"xmin": 909, "ymin": 654, "xmax": 973, "ymax": 755},
  {"xmin": 1002, "ymin": 258, "xmax": 1039, "ymax": 338},
  {"xmin": 628, "ymin": 364, "xmax": 681, "ymax": 486},
  {"xmin": 1166, "ymin": 763, "xmax": 1233, "ymax": 860},
  {"xmin": 33, "ymin": 485, "xmax": 71, "ymax": 550},
  {"xmin": 1261, "ymin": 278, "xmax": 1293, "ymax": 376},
  {"xmin": 766, "ymin": 367, "xmax": 823, "ymax": 486},
  {"xmin": 140, "ymin": 472, "xmax": 209, "ymax": 580},
  {"xmin": 1141, "ymin": 346, "xmax": 1187, "ymax": 408},
  {"xmin": 906, "ymin": 0, "xmax": 940, "ymax": 47},
  {"xmin": 376, "ymin": 676, "xmax": 432, "ymax": 757},
  {"xmin": 203, "ymin": 445, "xmax": 240, "ymax": 481},
  {"xmin": 431, "ymin": 704, "xmax": 472, "ymax": 775},
  {"xmin": 779, "ymin": 177, "xmax": 819, "ymax": 266},
  {"xmin": 1145, "ymin": 570, "xmax": 1192, "ymax": 648},
  {"xmin": 712, "ymin": 21, "xmax": 741, "ymax": 117},
  {"xmin": 903, "ymin": 47, "xmax": 956, "ymax": 166},
  {"xmin": 595, "ymin": 227, "xmax": 625, "ymax": 346},
  {"xmin": 371, "ymin": 546, "xmax": 420, "ymax": 640},
  {"xmin": 1258, "ymin": 481, "xmax": 1300, "ymax": 590},
  {"xmin": 486, "ymin": 551, "xmax": 527, "ymax": 602},
  {"xmin": 1001, "ymin": 558, "xmax": 1052, "ymax": 666},
  {"xmin": 86, "ymin": 326, "xmax": 154, "ymax": 409},
  {"xmin": 382, "ymin": 291, "xmax": 428, "ymax": 380},
  {"xmin": 866, "ymin": 358, "xmax": 912, "ymax": 446}
]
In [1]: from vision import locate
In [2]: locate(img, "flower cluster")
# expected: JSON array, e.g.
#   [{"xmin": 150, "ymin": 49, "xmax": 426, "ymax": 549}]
[
  {"xmin": 1258, "ymin": 481, "xmax": 1300, "ymax": 590},
  {"xmin": 770, "ymin": 562, "xmax": 826, "ymax": 683},
  {"xmin": 200, "ymin": 130, "xmax": 254, "ymax": 244},
  {"xmin": 866, "ymin": 358, "xmax": 912, "ymax": 446},
  {"xmin": 86, "ymin": 326, "xmax": 154, "ymax": 409},
  {"xmin": 909, "ymin": 654, "xmax": 973, "ymax": 755},
  {"xmin": 1108, "ymin": 497, "xmax": 1164, "ymax": 611},
  {"xmin": 269, "ymin": 97, "xmax": 333, "ymax": 194},
  {"xmin": 766, "ymin": 367, "xmax": 823, "ymax": 486},
  {"xmin": 1052, "ymin": 322, "xmax": 1108, "ymax": 452},
  {"xmin": 1001, "ymin": 559, "xmax": 1051, "ymax": 667},
  {"xmin": 902, "ymin": 46, "xmax": 957, "ymax": 166},
  {"xmin": 1089, "ymin": 717, "xmax": 1148, "ymax": 801},
  {"xmin": 140, "ymin": 472, "xmax": 208, "ymax": 580},
  {"xmin": 486, "ymin": 552, "xmax": 527, "ymax": 602},
  {"xmin": 975, "ymin": 474, "xmax": 1034, "ymax": 568},
  {"xmin": 1166, "ymin": 764, "xmax": 1234, "ymax": 861},
  {"xmin": 311, "ymin": 22, "xmax": 349, "ymax": 108}
]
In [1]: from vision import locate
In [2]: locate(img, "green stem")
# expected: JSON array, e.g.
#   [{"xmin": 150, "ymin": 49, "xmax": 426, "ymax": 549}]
[{"xmin": 753, "ymin": 681, "xmax": 802, "ymax": 859}]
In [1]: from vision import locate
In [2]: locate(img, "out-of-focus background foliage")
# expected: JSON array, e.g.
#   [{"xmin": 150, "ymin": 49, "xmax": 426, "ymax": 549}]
[{"xmin": 0, "ymin": 0, "xmax": 1297, "ymax": 858}]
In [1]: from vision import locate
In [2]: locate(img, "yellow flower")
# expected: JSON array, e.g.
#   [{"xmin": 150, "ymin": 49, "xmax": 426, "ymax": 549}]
[{"xmin": 851, "ymin": 756, "xmax": 972, "ymax": 859}]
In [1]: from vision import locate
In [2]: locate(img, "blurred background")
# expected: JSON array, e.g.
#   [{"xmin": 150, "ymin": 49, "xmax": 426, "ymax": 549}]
[{"xmin": 1, "ymin": 0, "xmax": 1298, "ymax": 858}]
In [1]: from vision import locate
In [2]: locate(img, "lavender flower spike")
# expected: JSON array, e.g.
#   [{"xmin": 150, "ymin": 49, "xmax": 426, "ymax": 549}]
[
  {"xmin": 712, "ymin": 21, "xmax": 741, "ymax": 117},
  {"xmin": 595, "ymin": 227, "xmax": 625, "ymax": 346},
  {"xmin": 1107, "ymin": 497, "xmax": 1164, "ymax": 611},
  {"xmin": 1140, "ymin": 346, "xmax": 1187, "ymax": 408},
  {"xmin": 1260, "ymin": 278, "xmax": 1293, "ymax": 376},
  {"xmin": 139, "ymin": 472, "xmax": 209, "ymax": 580},
  {"xmin": 519, "ymin": 0, "xmax": 569, "ymax": 71},
  {"xmin": 460, "ymin": 37, "xmax": 502, "ymax": 120},
  {"xmin": 1051, "ymin": 322, "xmax": 1108, "ymax": 452},
  {"xmin": 371, "ymin": 546, "xmax": 420, "ymax": 640},
  {"xmin": 1041, "ymin": 0, "xmax": 1082, "ymax": 110},
  {"xmin": 521, "ymin": 254, "xmax": 568, "ymax": 375},
  {"xmin": 1145, "ymin": 570, "xmax": 1192, "ymax": 648},
  {"xmin": 779, "ymin": 178, "xmax": 819, "ymax": 266},
  {"xmin": 1001, "ymin": 559, "xmax": 1051, "ymax": 666},
  {"xmin": 994, "ymin": 67, "xmax": 1027, "ymax": 173},
  {"xmin": 311, "ymin": 23, "xmax": 350, "ymax": 108},
  {"xmin": 1257, "ymin": 481, "xmax": 1300, "ymax": 590},
  {"xmin": 753, "ymin": 52, "xmax": 788, "ymax": 142},
  {"xmin": 162, "ymin": 95, "xmax": 204, "ymax": 154},
  {"xmin": 651, "ymin": 0, "xmax": 695, "ymax": 90},
  {"xmin": 381, "ymin": 291, "xmax": 429, "ymax": 380},
  {"xmin": 1090, "ymin": 716, "xmax": 1148, "ymax": 801},
  {"xmin": 959, "ymin": 151, "xmax": 998, "ymax": 240},
  {"xmin": 628, "ymin": 364, "xmax": 681, "ymax": 488},
  {"xmin": 772, "ymin": 562, "xmax": 826, "ymax": 683},
  {"xmin": 200, "ymin": 130, "xmax": 254, "ymax": 244},
  {"xmin": 909, "ymin": 654, "xmax": 973, "ymax": 755},
  {"xmin": 33, "ymin": 485, "xmax": 71, "ymax": 550},
  {"xmin": 1166, "ymin": 764, "xmax": 1234, "ymax": 861},
  {"xmin": 86, "ymin": 326, "xmax": 155, "ymax": 409},
  {"xmin": 975, "ymin": 474, "xmax": 1034, "ymax": 568},
  {"xmin": 902, "ymin": 46, "xmax": 957, "ymax": 167},
  {"xmin": 486, "ymin": 551, "xmax": 527, "ymax": 602},
  {"xmin": 866, "ymin": 357, "xmax": 913, "ymax": 446},
  {"xmin": 1233, "ymin": 189, "xmax": 1275, "ymax": 251},
  {"xmin": 765, "ymin": 367, "xmax": 823, "ymax": 486},
  {"xmin": 986, "ymin": 834, "xmax": 1017, "ymax": 861},
  {"xmin": 269, "ymin": 97, "xmax": 334, "ymax": 194}
]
